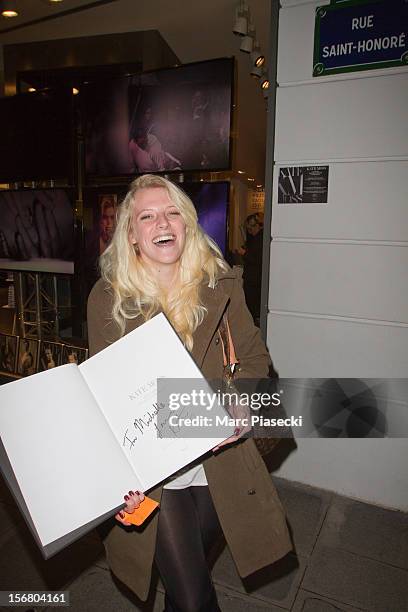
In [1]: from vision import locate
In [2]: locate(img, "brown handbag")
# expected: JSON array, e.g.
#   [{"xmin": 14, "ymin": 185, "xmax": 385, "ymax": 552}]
[{"xmin": 218, "ymin": 314, "xmax": 280, "ymax": 458}]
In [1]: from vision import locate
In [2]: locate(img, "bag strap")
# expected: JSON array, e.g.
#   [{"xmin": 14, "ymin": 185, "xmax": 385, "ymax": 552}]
[{"xmin": 218, "ymin": 314, "xmax": 239, "ymax": 370}]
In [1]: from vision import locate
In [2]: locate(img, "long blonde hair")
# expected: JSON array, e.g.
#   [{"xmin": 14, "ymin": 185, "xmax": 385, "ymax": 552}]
[{"xmin": 100, "ymin": 174, "xmax": 228, "ymax": 349}]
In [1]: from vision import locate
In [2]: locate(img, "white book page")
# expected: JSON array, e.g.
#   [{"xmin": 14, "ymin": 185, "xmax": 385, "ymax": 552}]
[
  {"xmin": 80, "ymin": 313, "xmax": 228, "ymax": 492},
  {"xmin": 0, "ymin": 364, "xmax": 140, "ymax": 546}
]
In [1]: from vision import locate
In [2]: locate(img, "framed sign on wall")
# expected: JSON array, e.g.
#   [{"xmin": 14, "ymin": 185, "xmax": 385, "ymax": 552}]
[
  {"xmin": 313, "ymin": 0, "xmax": 408, "ymax": 77},
  {"xmin": 278, "ymin": 166, "xmax": 329, "ymax": 204}
]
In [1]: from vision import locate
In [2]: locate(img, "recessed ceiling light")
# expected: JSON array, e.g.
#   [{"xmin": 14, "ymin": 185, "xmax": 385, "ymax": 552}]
[
  {"xmin": 72, "ymin": 87, "xmax": 79, "ymax": 95},
  {"xmin": 28, "ymin": 87, "xmax": 36, "ymax": 92},
  {"xmin": 2, "ymin": 1, "xmax": 18, "ymax": 17},
  {"xmin": 238, "ymin": 170, "xmax": 246, "ymax": 174},
  {"xmin": 247, "ymin": 177, "xmax": 255, "ymax": 182}
]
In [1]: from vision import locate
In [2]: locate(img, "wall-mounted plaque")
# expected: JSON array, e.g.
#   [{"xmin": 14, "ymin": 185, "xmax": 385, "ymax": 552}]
[{"xmin": 278, "ymin": 166, "xmax": 329, "ymax": 204}]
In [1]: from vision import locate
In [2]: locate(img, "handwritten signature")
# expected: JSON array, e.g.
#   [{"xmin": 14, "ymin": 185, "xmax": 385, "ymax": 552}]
[{"xmin": 122, "ymin": 402, "xmax": 181, "ymax": 450}]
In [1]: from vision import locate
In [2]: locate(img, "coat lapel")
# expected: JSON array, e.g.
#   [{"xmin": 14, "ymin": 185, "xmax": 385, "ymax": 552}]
[{"xmin": 191, "ymin": 271, "xmax": 235, "ymax": 368}]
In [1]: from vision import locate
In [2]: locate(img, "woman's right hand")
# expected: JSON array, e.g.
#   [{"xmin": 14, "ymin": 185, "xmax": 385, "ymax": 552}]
[{"xmin": 115, "ymin": 490, "xmax": 145, "ymax": 526}]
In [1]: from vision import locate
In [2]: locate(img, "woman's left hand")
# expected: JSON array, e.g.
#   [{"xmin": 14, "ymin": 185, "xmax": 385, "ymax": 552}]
[
  {"xmin": 115, "ymin": 490, "xmax": 145, "ymax": 526},
  {"xmin": 212, "ymin": 403, "xmax": 251, "ymax": 452}
]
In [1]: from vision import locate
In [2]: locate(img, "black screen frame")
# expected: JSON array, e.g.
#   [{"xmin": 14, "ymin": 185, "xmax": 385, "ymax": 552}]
[{"xmin": 0, "ymin": 88, "xmax": 75, "ymax": 184}]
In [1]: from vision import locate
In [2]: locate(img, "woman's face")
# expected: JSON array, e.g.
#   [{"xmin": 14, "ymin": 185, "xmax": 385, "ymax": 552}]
[{"xmin": 129, "ymin": 187, "xmax": 186, "ymax": 270}]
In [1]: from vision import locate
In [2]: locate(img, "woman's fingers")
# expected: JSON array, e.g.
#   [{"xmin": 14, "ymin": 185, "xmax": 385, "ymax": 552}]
[
  {"xmin": 212, "ymin": 434, "xmax": 239, "ymax": 452},
  {"xmin": 115, "ymin": 490, "xmax": 145, "ymax": 525},
  {"xmin": 227, "ymin": 403, "xmax": 252, "ymax": 437},
  {"xmin": 115, "ymin": 510, "xmax": 132, "ymax": 526},
  {"xmin": 212, "ymin": 414, "xmax": 251, "ymax": 452},
  {"xmin": 123, "ymin": 489, "xmax": 144, "ymax": 512},
  {"xmin": 134, "ymin": 489, "xmax": 145, "ymax": 503}
]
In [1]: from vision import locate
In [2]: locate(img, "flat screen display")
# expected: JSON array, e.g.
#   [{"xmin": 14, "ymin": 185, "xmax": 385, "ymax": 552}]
[
  {"xmin": 0, "ymin": 89, "xmax": 74, "ymax": 182},
  {"xmin": 0, "ymin": 189, "xmax": 75, "ymax": 274},
  {"xmin": 83, "ymin": 58, "xmax": 233, "ymax": 177}
]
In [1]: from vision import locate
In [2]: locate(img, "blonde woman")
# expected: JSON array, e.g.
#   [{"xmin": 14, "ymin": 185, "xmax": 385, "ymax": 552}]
[{"xmin": 87, "ymin": 175, "xmax": 291, "ymax": 612}]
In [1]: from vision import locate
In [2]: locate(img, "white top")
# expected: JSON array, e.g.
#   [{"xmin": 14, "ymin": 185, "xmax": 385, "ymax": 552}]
[{"xmin": 163, "ymin": 462, "xmax": 208, "ymax": 489}]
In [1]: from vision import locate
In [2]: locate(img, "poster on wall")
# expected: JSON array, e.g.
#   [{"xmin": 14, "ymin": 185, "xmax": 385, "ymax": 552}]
[
  {"xmin": 278, "ymin": 166, "xmax": 329, "ymax": 204},
  {"xmin": 313, "ymin": 0, "xmax": 408, "ymax": 77},
  {"xmin": 248, "ymin": 189, "xmax": 265, "ymax": 215},
  {"xmin": 38, "ymin": 341, "xmax": 63, "ymax": 372},
  {"xmin": 96, "ymin": 194, "xmax": 118, "ymax": 256},
  {"xmin": 61, "ymin": 345, "xmax": 88, "ymax": 366},
  {"xmin": 17, "ymin": 338, "xmax": 39, "ymax": 377},
  {"xmin": 83, "ymin": 190, "xmax": 122, "ymax": 298}
]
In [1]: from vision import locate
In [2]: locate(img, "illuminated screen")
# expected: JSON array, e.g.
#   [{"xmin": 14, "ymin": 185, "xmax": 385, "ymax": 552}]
[
  {"xmin": 83, "ymin": 58, "xmax": 233, "ymax": 177},
  {"xmin": 0, "ymin": 189, "xmax": 75, "ymax": 274}
]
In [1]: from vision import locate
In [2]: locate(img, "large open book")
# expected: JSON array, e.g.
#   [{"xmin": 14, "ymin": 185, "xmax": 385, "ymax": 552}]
[{"xmin": 0, "ymin": 314, "xmax": 230, "ymax": 558}]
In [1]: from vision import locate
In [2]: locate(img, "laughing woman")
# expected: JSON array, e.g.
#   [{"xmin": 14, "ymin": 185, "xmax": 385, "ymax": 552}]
[{"xmin": 87, "ymin": 174, "xmax": 292, "ymax": 612}]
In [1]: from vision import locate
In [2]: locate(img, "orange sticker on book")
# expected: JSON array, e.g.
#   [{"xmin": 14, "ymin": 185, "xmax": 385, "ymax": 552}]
[{"xmin": 122, "ymin": 496, "xmax": 159, "ymax": 526}]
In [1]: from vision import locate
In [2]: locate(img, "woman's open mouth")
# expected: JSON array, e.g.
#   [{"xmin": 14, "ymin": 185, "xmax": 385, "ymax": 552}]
[{"xmin": 152, "ymin": 234, "xmax": 176, "ymax": 247}]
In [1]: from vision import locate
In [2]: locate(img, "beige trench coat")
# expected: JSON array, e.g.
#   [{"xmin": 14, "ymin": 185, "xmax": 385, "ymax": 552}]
[{"xmin": 87, "ymin": 268, "xmax": 292, "ymax": 601}]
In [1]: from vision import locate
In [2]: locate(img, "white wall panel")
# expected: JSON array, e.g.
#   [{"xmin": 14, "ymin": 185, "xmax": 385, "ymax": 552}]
[
  {"xmin": 272, "ymin": 161, "xmax": 408, "ymax": 241},
  {"xmin": 269, "ymin": 242, "xmax": 408, "ymax": 323},
  {"xmin": 267, "ymin": 312, "xmax": 408, "ymax": 377},
  {"xmin": 278, "ymin": 1, "xmax": 319, "ymax": 83},
  {"xmin": 275, "ymin": 73, "xmax": 408, "ymax": 161}
]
